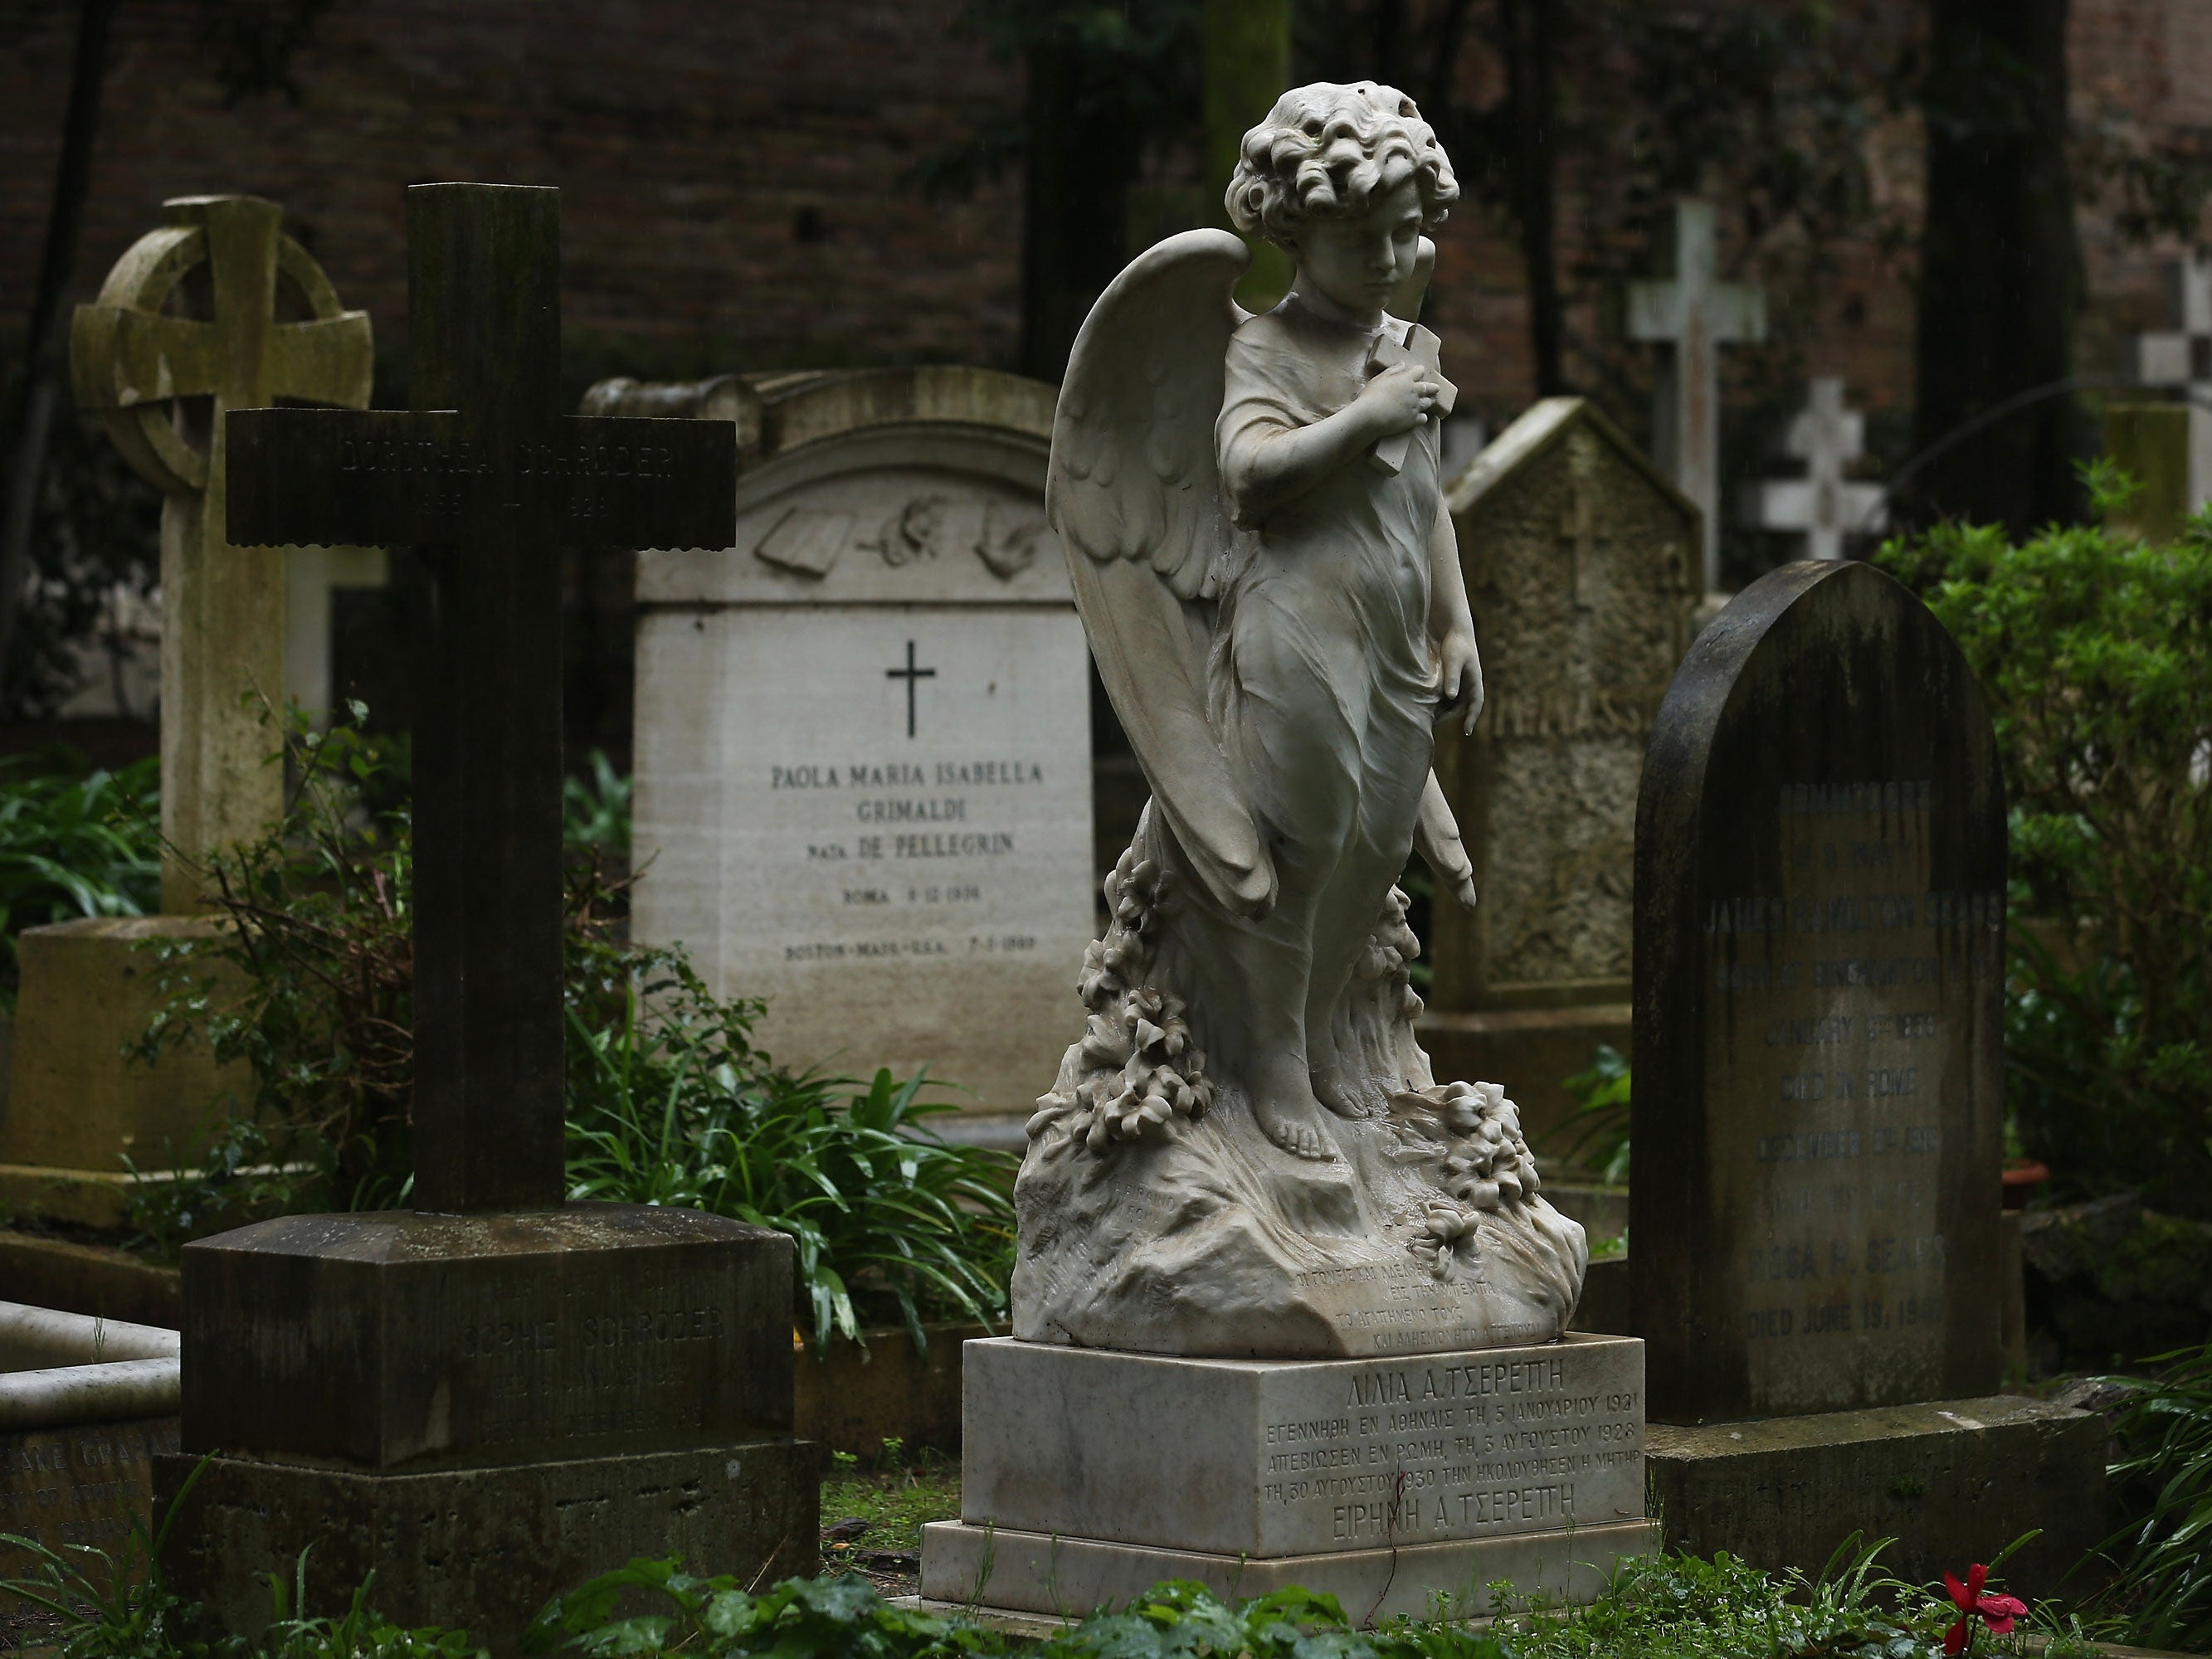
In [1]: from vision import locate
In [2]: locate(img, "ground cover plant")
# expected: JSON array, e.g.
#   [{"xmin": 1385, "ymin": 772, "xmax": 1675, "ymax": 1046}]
[
  {"xmin": 1876, "ymin": 466, "xmax": 2212, "ymax": 1218},
  {"xmin": 122, "ymin": 707, "xmax": 1014, "ymax": 1345},
  {"xmin": 0, "ymin": 1530, "xmax": 2093, "ymax": 1659},
  {"xmin": 0, "ymin": 750, "xmax": 158, "ymax": 1008}
]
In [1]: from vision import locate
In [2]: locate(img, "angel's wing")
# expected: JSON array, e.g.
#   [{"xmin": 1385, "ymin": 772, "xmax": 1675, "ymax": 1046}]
[{"xmin": 1049, "ymin": 230, "xmax": 1277, "ymax": 918}]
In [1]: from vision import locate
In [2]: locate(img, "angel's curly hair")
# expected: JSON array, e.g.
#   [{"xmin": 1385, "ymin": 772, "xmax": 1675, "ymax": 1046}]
[{"xmin": 1226, "ymin": 81, "xmax": 1459, "ymax": 247}]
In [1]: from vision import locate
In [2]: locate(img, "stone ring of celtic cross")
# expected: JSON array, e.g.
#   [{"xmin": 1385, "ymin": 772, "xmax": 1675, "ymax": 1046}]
[{"xmin": 72, "ymin": 212, "xmax": 364, "ymax": 497}]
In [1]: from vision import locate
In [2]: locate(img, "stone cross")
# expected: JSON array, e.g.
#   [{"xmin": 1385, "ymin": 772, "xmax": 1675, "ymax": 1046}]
[
  {"xmin": 2119, "ymin": 254, "xmax": 2212, "ymax": 512},
  {"xmin": 224, "ymin": 184, "xmax": 736, "ymax": 1212},
  {"xmin": 71, "ymin": 196, "xmax": 373, "ymax": 912},
  {"xmin": 1740, "ymin": 377, "xmax": 1888, "ymax": 561},
  {"xmin": 1628, "ymin": 199, "xmax": 1766, "ymax": 592}
]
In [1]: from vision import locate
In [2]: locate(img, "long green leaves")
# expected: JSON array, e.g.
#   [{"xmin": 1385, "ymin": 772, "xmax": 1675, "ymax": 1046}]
[
  {"xmin": 0, "ymin": 752, "xmax": 158, "ymax": 1005},
  {"xmin": 2098, "ymin": 1342, "xmax": 2212, "ymax": 1651},
  {"xmin": 563, "ymin": 957, "xmax": 1016, "ymax": 1353}
]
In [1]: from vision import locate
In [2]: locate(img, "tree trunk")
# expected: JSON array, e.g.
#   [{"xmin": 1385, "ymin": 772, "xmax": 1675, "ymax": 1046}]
[
  {"xmin": 0, "ymin": 0, "xmax": 119, "ymax": 693},
  {"xmin": 1496, "ymin": 0, "xmax": 1566, "ymax": 397},
  {"xmin": 1911, "ymin": 0, "xmax": 2083, "ymax": 533},
  {"xmin": 1018, "ymin": 42, "xmax": 1136, "ymax": 383}
]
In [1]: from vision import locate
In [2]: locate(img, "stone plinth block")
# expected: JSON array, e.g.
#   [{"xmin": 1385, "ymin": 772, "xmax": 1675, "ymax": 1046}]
[
  {"xmin": 1646, "ymin": 1394, "xmax": 2104, "ymax": 1595},
  {"xmin": 179, "ymin": 1205, "xmax": 793, "ymax": 1471},
  {"xmin": 918, "ymin": 1515, "xmax": 1659, "ymax": 1623},
  {"xmin": 1, "ymin": 1417, "xmax": 176, "ymax": 1598},
  {"xmin": 0, "ymin": 920, "xmax": 249, "ymax": 1214},
  {"xmin": 155, "ymin": 1438, "xmax": 818, "ymax": 1656},
  {"xmin": 954, "ymin": 1335, "xmax": 1644, "ymax": 1559}
]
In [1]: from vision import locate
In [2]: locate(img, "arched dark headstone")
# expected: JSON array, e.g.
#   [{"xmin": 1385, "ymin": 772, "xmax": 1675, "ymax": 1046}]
[{"xmin": 1630, "ymin": 559, "xmax": 2005, "ymax": 1423}]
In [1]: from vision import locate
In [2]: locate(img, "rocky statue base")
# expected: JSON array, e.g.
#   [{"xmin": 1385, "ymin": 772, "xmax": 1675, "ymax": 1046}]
[
  {"xmin": 1015, "ymin": 858, "xmax": 1590, "ymax": 1360},
  {"xmin": 918, "ymin": 1335, "xmax": 1655, "ymax": 1623}
]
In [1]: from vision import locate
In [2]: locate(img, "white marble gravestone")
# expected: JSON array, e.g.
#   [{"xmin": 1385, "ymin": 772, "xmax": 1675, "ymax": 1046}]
[
  {"xmin": 619, "ymin": 367, "xmax": 1093, "ymax": 1123},
  {"xmin": 1739, "ymin": 378, "xmax": 1886, "ymax": 562},
  {"xmin": 2118, "ymin": 254, "xmax": 2212, "ymax": 513}
]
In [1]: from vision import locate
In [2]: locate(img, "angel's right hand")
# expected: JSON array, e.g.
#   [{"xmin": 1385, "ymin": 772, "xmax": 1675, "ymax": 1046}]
[{"xmin": 1357, "ymin": 362, "xmax": 1440, "ymax": 436}]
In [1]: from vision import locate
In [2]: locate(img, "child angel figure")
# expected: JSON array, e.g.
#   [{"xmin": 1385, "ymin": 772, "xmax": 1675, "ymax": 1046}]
[{"xmin": 1041, "ymin": 81, "xmax": 1487, "ymax": 1166}]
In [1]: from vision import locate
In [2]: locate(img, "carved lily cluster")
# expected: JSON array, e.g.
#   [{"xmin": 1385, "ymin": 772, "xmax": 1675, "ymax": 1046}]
[
  {"xmin": 1437, "ymin": 1080, "xmax": 1541, "ymax": 1211},
  {"xmin": 1030, "ymin": 846, "xmax": 1216, "ymax": 1150},
  {"xmin": 1409, "ymin": 1200, "xmax": 1480, "ymax": 1281}
]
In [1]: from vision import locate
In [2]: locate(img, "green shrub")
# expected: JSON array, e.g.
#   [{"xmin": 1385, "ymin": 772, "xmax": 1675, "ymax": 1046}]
[
  {"xmin": 0, "ymin": 751, "xmax": 159, "ymax": 1007},
  {"xmin": 1877, "ymin": 471, "xmax": 2212, "ymax": 1214},
  {"xmin": 133, "ymin": 708, "xmax": 1016, "ymax": 1344},
  {"xmin": 563, "ymin": 959, "xmax": 1015, "ymax": 1352}
]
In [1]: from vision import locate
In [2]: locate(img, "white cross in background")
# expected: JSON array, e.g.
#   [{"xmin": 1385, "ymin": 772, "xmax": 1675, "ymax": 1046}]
[
  {"xmin": 1740, "ymin": 378, "xmax": 1888, "ymax": 562},
  {"xmin": 1628, "ymin": 199, "xmax": 1766, "ymax": 594},
  {"xmin": 2119, "ymin": 255, "xmax": 2212, "ymax": 512}
]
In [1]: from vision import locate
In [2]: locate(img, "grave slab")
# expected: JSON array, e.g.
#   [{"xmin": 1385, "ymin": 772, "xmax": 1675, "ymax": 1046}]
[
  {"xmin": 1645, "ymin": 1394, "xmax": 2103, "ymax": 1598},
  {"xmin": 1633, "ymin": 559, "xmax": 2006, "ymax": 1423},
  {"xmin": 1626, "ymin": 560, "xmax": 2104, "ymax": 1584},
  {"xmin": 619, "ymin": 366, "xmax": 1092, "ymax": 1127},
  {"xmin": 1425, "ymin": 399, "xmax": 1698, "ymax": 1143},
  {"xmin": 2, "ymin": 1418, "xmax": 178, "ymax": 1596}
]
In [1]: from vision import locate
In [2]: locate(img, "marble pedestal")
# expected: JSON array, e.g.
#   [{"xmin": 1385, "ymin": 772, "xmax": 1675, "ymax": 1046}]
[{"xmin": 921, "ymin": 1335, "xmax": 1657, "ymax": 1622}]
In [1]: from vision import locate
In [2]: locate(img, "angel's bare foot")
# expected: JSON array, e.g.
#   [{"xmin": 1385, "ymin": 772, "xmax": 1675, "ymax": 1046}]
[
  {"xmin": 1311, "ymin": 1062, "xmax": 1364, "ymax": 1118},
  {"xmin": 1251, "ymin": 1052, "xmax": 1340, "ymax": 1161}
]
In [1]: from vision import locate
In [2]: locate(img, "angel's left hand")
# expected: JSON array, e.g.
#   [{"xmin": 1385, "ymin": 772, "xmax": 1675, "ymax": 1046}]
[{"xmin": 1435, "ymin": 629, "xmax": 1484, "ymax": 735}]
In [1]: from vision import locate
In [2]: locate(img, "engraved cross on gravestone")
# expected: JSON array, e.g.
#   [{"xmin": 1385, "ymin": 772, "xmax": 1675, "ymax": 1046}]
[
  {"xmin": 1557, "ymin": 484, "xmax": 1613, "ymax": 610},
  {"xmin": 223, "ymin": 184, "xmax": 737, "ymax": 1212},
  {"xmin": 885, "ymin": 638, "xmax": 937, "ymax": 738}
]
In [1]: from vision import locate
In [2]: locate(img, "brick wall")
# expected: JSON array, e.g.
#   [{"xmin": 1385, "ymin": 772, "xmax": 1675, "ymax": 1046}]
[
  {"xmin": 3, "ymin": 0, "xmax": 2209, "ymax": 461},
  {"xmin": 1, "ymin": 0, "xmax": 1026, "ymax": 382}
]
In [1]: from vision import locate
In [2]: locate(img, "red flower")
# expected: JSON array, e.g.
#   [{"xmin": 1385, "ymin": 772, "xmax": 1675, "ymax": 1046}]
[{"xmin": 1943, "ymin": 1564, "xmax": 2029, "ymax": 1656}]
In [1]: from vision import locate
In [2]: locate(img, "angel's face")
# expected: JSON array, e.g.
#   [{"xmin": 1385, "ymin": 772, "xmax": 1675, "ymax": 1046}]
[{"xmin": 1290, "ymin": 178, "xmax": 1425, "ymax": 327}]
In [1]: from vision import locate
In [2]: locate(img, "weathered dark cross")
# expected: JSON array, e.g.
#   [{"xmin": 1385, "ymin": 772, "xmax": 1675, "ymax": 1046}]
[
  {"xmin": 225, "ymin": 184, "xmax": 735, "ymax": 1213},
  {"xmin": 886, "ymin": 639, "xmax": 936, "ymax": 738}
]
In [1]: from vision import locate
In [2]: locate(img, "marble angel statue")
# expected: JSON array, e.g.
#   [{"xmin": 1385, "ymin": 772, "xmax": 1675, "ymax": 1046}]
[{"xmin": 1014, "ymin": 82, "xmax": 1589, "ymax": 1360}]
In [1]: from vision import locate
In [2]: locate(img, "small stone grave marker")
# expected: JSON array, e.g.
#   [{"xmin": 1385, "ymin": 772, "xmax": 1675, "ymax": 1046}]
[
  {"xmin": 1738, "ymin": 378, "xmax": 1886, "ymax": 562},
  {"xmin": 2119, "ymin": 254, "xmax": 2212, "ymax": 512},
  {"xmin": 616, "ymin": 367, "xmax": 1094, "ymax": 1124},
  {"xmin": 1425, "ymin": 398, "xmax": 1699, "ymax": 1137},
  {"xmin": 1628, "ymin": 199, "xmax": 1766, "ymax": 592},
  {"xmin": 1631, "ymin": 559, "xmax": 2005, "ymax": 1423}
]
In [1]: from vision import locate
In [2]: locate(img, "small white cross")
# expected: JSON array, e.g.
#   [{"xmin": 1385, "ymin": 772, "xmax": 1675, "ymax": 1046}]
[
  {"xmin": 2118, "ymin": 255, "xmax": 2212, "ymax": 512},
  {"xmin": 1740, "ymin": 378, "xmax": 1888, "ymax": 562},
  {"xmin": 1628, "ymin": 199, "xmax": 1766, "ymax": 593}
]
